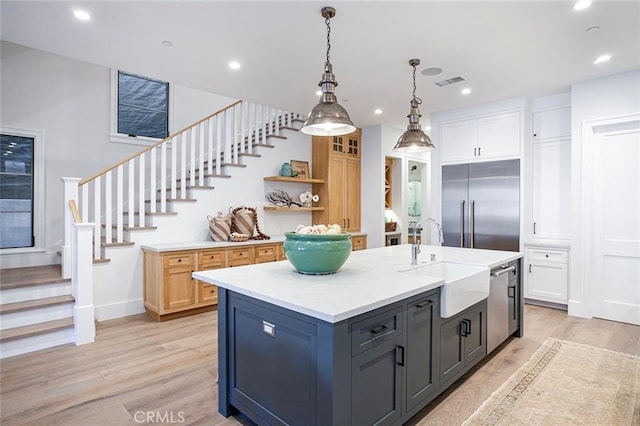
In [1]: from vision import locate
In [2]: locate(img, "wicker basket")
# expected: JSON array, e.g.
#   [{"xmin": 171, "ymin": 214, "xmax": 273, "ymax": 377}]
[
  {"xmin": 385, "ymin": 222, "xmax": 397, "ymax": 232},
  {"xmin": 229, "ymin": 233, "xmax": 250, "ymax": 242}
]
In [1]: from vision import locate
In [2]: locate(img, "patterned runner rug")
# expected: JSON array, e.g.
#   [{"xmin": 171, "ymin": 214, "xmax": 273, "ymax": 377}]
[{"xmin": 463, "ymin": 338, "xmax": 639, "ymax": 425}]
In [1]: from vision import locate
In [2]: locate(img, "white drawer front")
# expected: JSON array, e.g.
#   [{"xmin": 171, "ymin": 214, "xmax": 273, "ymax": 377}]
[{"xmin": 527, "ymin": 248, "xmax": 568, "ymax": 263}]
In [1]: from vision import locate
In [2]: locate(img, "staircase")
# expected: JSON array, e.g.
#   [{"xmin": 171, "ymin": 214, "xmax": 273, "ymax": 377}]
[
  {"xmin": 0, "ymin": 265, "xmax": 75, "ymax": 358},
  {"xmin": 1, "ymin": 100, "xmax": 307, "ymax": 358}
]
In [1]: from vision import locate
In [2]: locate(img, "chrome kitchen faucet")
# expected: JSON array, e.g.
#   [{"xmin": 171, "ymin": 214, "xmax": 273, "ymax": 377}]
[{"xmin": 411, "ymin": 218, "xmax": 444, "ymax": 265}]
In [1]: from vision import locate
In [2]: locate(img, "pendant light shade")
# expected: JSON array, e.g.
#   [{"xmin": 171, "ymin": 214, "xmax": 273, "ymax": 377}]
[
  {"xmin": 301, "ymin": 7, "xmax": 356, "ymax": 136},
  {"xmin": 393, "ymin": 59, "xmax": 436, "ymax": 152}
]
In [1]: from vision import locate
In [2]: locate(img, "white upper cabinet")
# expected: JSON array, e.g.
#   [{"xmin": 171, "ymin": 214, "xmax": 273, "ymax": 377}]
[
  {"xmin": 440, "ymin": 111, "xmax": 521, "ymax": 164},
  {"xmin": 532, "ymin": 107, "xmax": 571, "ymax": 141},
  {"xmin": 440, "ymin": 119, "xmax": 477, "ymax": 163}
]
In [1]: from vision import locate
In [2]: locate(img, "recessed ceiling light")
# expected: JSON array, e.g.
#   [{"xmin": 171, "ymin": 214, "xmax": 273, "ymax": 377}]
[
  {"xmin": 573, "ymin": 0, "xmax": 591, "ymax": 11},
  {"xmin": 421, "ymin": 67, "xmax": 443, "ymax": 76},
  {"xmin": 73, "ymin": 9, "xmax": 91, "ymax": 21},
  {"xmin": 374, "ymin": 109, "xmax": 383, "ymax": 115},
  {"xmin": 594, "ymin": 54, "xmax": 611, "ymax": 64},
  {"xmin": 229, "ymin": 61, "xmax": 241, "ymax": 70},
  {"xmin": 461, "ymin": 88, "xmax": 471, "ymax": 95},
  {"xmin": 161, "ymin": 40, "xmax": 173, "ymax": 47}
]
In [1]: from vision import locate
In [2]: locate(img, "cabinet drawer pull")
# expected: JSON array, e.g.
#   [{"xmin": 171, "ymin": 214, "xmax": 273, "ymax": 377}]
[
  {"xmin": 177, "ymin": 259, "xmax": 182, "ymax": 262},
  {"xmin": 458, "ymin": 321, "xmax": 467, "ymax": 337},
  {"xmin": 415, "ymin": 301, "xmax": 433, "ymax": 309},
  {"xmin": 370, "ymin": 324, "xmax": 388, "ymax": 335},
  {"xmin": 396, "ymin": 345, "xmax": 405, "ymax": 366}
]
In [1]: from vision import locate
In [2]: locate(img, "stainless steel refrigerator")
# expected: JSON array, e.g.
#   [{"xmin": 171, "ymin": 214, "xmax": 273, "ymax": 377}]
[{"xmin": 442, "ymin": 159, "xmax": 520, "ymax": 252}]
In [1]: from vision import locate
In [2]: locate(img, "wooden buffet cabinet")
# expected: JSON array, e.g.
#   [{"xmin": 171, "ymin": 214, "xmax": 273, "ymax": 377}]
[
  {"xmin": 312, "ymin": 128, "xmax": 362, "ymax": 232},
  {"xmin": 142, "ymin": 236, "xmax": 367, "ymax": 320},
  {"xmin": 143, "ymin": 242, "xmax": 284, "ymax": 320}
]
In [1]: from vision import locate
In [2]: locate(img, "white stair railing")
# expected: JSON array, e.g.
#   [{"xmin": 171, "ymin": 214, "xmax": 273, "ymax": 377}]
[{"xmin": 63, "ymin": 101, "xmax": 303, "ymax": 264}]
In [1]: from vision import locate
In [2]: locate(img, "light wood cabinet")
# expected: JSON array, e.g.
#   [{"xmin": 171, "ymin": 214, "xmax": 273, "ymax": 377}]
[
  {"xmin": 227, "ymin": 247, "xmax": 253, "ymax": 267},
  {"xmin": 144, "ymin": 251, "xmax": 200, "ymax": 320},
  {"xmin": 196, "ymin": 249, "xmax": 226, "ymax": 306},
  {"xmin": 351, "ymin": 235, "xmax": 367, "ymax": 251},
  {"xmin": 440, "ymin": 111, "xmax": 521, "ymax": 164},
  {"xmin": 312, "ymin": 128, "xmax": 361, "ymax": 232},
  {"xmin": 142, "ymin": 235, "xmax": 368, "ymax": 321},
  {"xmin": 143, "ymin": 242, "xmax": 283, "ymax": 320},
  {"xmin": 254, "ymin": 244, "xmax": 279, "ymax": 263}
]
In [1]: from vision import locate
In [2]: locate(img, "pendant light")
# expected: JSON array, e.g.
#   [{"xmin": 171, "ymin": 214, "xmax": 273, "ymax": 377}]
[
  {"xmin": 301, "ymin": 6, "xmax": 356, "ymax": 136},
  {"xmin": 393, "ymin": 59, "xmax": 436, "ymax": 152}
]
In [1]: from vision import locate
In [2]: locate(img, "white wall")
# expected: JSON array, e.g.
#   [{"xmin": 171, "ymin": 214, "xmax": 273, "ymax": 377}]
[
  {"xmin": 0, "ymin": 41, "xmax": 236, "ymax": 268},
  {"xmin": 569, "ymin": 69, "xmax": 640, "ymax": 318}
]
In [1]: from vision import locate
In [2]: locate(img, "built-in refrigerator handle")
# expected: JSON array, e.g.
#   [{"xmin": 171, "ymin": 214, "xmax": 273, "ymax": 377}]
[
  {"xmin": 470, "ymin": 200, "xmax": 475, "ymax": 248},
  {"xmin": 459, "ymin": 200, "xmax": 465, "ymax": 247}
]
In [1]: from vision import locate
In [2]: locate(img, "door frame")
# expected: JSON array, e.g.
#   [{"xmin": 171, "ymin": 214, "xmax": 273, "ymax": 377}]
[{"xmin": 579, "ymin": 113, "xmax": 640, "ymax": 322}]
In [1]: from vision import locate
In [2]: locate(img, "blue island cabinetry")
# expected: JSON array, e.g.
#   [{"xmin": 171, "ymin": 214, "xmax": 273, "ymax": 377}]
[{"xmin": 218, "ymin": 287, "xmax": 495, "ymax": 425}]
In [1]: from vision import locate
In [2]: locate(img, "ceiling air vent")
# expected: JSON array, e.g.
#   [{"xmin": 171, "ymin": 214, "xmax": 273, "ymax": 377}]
[{"xmin": 434, "ymin": 76, "xmax": 466, "ymax": 87}]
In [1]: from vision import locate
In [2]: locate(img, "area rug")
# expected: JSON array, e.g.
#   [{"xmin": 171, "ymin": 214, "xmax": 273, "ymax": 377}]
[{"xmin": 463, "ymin": 338, "xmax": 639, "ymax": 425}]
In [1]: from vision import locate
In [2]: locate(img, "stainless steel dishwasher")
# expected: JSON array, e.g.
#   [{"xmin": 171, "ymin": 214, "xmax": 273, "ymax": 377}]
[{"xmin": 487, "ymin": 264, "xmax": 516, "ymax": 354}]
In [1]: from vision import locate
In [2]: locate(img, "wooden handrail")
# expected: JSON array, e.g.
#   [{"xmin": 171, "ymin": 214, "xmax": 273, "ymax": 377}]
[
  {"xmin": 69, "ymin": 200, "xmax": 82, "ymax": 224},
  {"xmin": 79, "ymin": 100, "xmax": 243, "ymax": 186}
]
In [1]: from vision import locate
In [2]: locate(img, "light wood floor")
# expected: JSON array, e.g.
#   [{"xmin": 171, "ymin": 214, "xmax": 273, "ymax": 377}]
[{"xmin": 1, "ymin": 304, "xmax": 638, "ymax": 426}]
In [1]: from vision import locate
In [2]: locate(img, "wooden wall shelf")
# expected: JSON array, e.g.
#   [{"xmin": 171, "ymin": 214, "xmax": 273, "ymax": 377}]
[
  {"xmin": 263, "ymin": 206, "xmax": 325, "ymax": 211},
  {"xmin": 264, "ymin": 176, "xmax": 325, "ymax": 184}
]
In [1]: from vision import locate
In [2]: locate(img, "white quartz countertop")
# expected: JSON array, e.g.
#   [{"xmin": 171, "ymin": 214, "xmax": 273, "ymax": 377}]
[
  {"xmin": 140, "ymin": 237, "xmax": 286, "ymax": 252},
  {"xmin": 193, "ymin": 244, "xmax": 522, "ymax": 323},
  {"xmin": 141, "ymin": 233, "xmax": 367, "ymax": 252}
]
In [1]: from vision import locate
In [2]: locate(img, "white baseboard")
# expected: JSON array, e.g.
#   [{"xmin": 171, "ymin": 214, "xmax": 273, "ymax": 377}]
[
  {"xmin": 567, "ymin": 299, "xmax": 590, "ymax": 318},
  {"xmin": 95, "ymin": 299, "xmax": 145, "ymax": 322}
]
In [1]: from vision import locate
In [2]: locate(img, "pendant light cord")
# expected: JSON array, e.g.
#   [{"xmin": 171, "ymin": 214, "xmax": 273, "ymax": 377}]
[
  {"xmin": 325, "ymin": 15, "xmax": 331, "ymax": 64},
  {"xmin": 412, "ymin": 63, "xmax": 422, "ymax": 105}
]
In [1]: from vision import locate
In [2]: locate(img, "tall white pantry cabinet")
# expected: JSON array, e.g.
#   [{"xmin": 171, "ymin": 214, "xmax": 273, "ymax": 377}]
[{"xmin": 525, "ymin": 102, "xmax": 571, "ymax": 306}]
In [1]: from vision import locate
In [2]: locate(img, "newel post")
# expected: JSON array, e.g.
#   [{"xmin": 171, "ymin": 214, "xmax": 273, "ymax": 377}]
[
  {"xmin": 72, "ymin": 222, "xmax": 96, "ymax": 345},
  {"xmin": 62, "ymin": 177, "xmax": 81, "ymax": 279}
]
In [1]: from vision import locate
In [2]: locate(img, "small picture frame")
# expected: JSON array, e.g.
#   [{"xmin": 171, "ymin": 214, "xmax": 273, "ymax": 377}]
[{"xmin": 290, "ymin": 160, "xmax": 310, "ymax": 178}]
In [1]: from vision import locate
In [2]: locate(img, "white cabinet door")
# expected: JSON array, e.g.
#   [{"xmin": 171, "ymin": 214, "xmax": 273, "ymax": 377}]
[
  {"xmin": 525, "ymin": 247, "xmax": 569, "ymax": 304},
  {"xmin": 440, "ymin": 119, "xmax": 477, "ymax": 163},
  {"xmin": 533, "ymin": 107, "xmax": 571, "ymax": 141},
  {"xmin": 527, "ymin": 261, "xmax": 568, "ymax": 302},
  {"xmin": 477, "ymin": 111, "xmax": 521, "ymax": 159},
  {"xmin": 531, "ymin": 138, "xmax": 571, "ymax": 240},
  {"xmin": 440, "ymin": 112, "xmax": 521, "ymax": 164}
]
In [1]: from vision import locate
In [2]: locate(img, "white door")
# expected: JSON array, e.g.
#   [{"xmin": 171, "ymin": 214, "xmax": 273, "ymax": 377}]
[{"xmin": 590, "ymin": 117, "xmax": 640, "ymax": 325}]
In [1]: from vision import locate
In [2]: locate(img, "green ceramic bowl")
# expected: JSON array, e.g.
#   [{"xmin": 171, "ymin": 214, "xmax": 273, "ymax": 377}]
[{"xmin": 284, "ymin": 232, "xmax": 352, "ymax": 275}]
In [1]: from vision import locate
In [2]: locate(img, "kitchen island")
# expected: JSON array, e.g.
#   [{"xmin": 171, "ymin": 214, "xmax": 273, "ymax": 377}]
[{"xmin": 194, "ymin": 244, "xmax": 523, "ymax": 425}]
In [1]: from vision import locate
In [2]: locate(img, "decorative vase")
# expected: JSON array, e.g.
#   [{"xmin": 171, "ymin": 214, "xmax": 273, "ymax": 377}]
[
  {"xmin": 280, "ymin": 162, "xmax": 292, "ymax": 177},
  {"xmin": 284, "ymin": 232, "xmax": 352, "ymax": 275}
]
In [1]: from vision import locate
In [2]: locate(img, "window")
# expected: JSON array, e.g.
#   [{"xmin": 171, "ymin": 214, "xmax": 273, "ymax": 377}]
[
  {"xmin": 116, "ymin": 71, "xmax": 169, "ymax": 140},
  {"xmin": 0, "ymin": 133, "xmax": 34, "ymax": 249}
]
